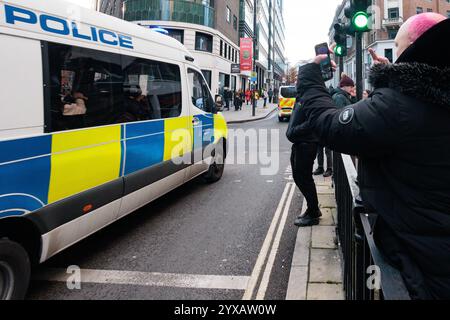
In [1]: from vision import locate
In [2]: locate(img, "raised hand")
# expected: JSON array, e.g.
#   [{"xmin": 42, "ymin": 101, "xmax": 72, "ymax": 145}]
[{"xmin": 368, "ymin": 48, "xmax": 390, "ymax": 65}]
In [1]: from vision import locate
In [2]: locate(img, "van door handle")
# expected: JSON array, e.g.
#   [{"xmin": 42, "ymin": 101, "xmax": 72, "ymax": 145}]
[{"xmin": 192, "ymin": 117, "xmax": 200, "ymax": 126}]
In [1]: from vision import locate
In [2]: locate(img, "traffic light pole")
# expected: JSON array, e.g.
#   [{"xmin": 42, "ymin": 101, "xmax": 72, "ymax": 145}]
[{"xmin": 355, "ymin": 32, "xmax": 363, "ymax": 101}]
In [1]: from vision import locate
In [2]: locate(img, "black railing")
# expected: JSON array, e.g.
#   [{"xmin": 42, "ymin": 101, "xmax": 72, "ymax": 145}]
[{"xmin": 334, "ymin": 153, "xmax": 411, "ymax": 300}]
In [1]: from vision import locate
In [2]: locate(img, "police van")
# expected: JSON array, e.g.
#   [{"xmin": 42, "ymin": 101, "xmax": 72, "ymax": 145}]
[
  {"xmin": 0, "ymin": 0, "xmax": 228, "ymax": 299},
  {"xmin": 278, "ymin": 86, "xmax": 296, "ymax": 122}
]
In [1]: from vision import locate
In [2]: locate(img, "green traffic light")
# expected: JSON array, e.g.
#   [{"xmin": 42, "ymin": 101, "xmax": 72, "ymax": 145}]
[
  {"xmin": 353, "ymin": 11, "xmax": 369, "ymax": 30},
  {"xmin": 335, "ymin": 46, "xmax": 343, "ymax": 56}
]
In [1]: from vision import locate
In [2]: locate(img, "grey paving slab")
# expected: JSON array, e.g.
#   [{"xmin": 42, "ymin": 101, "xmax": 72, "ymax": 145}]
[
  {"xmin": 309, "ymin": 249, "xmax": 342, "ymax": 283},
  {"xmin": 312, "ymin": 226, "xmax": 337, "ymax": 249},
  {"xmin": 291, "ymin": 227, "xmax": 311, "ymax": 267},
  {"xmin": 286, "ymin": 266, "xmax": 308, "ymax": 300},
  {"xmin": 307, "ymin": 283, "xmax": 344, "ymax": 300}
]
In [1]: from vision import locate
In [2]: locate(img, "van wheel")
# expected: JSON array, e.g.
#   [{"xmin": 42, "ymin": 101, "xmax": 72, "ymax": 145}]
[
  {"xmin": 0, "ymin": 239, "xmax": 31, "ymax": 300},
  {"xmin": 278, "ymin": 116, "xmax": 284, "ymax": 122},
  {"xmin": 203, "ymin": 143, "xmax": 225, "ymax": 183}
]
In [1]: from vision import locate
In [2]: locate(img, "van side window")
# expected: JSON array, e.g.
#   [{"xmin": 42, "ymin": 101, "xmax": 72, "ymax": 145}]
[
  {"xmin": 187, "ymin": 69, "xmax": 213, "ymax": 113},
  {"xmin": 122, "ymin": 56, "xmax": 182, "ymax": 121},
  {"xmin": 46, "ymin": 42, "xmax": 182, "ymax": 132}
]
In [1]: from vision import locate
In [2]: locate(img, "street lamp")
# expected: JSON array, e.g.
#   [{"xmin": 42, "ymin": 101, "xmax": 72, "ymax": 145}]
[{"xmin": 252, "ymin": 0, "xmax": 258, "ymax": 117}]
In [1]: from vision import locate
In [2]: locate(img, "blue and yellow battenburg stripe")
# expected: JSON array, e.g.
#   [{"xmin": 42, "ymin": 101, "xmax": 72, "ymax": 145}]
[{"xmin": 0, "ymin": 115, "xmax": 227, "ymax": 218}]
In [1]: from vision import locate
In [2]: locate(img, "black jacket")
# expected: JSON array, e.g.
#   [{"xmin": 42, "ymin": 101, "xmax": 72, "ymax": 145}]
[
  {"xmin": 286, "ymin": 103, "xmax": 318, "ymax": 144},
  {"xmin": 297, "ymin": 62, "xmax": 450, "ymax": 300}
]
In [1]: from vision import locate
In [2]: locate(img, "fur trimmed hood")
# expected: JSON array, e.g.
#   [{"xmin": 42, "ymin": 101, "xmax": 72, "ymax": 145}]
[{"xmin": 369, "ymin": 63, "xmax": 450, "ymax": 108}]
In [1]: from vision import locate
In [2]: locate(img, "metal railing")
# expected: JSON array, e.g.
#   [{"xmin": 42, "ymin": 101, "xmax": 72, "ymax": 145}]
[
  {"xmin": 334, "ymin": 153, "xmax": 411, "ymax": 300},
  {"xmin": 124, "ymin": 0, "xmax": 215, "ymax": 28}
]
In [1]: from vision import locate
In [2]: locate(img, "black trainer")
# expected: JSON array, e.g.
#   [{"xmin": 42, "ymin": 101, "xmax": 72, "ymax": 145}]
[
  {"xmin": 295, "ymin": 208, "xmax": 322, "ymax": 227},
  {"xmin": 323, "ymin": 169, "xmax": 333, "ymax": 178},
  {"xmin": 313, "ymin": 168, "xmax": 324, "ymax": 176}
]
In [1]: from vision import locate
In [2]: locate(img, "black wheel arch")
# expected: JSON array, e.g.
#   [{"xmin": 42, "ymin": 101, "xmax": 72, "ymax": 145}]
[{"xmin": 0, "ymin": 217, "xmax": 42, "ymax": 265}]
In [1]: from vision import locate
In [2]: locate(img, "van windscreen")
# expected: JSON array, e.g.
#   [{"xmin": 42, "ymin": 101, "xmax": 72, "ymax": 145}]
[{"xmin": 280, "ymin": 87, "xmax": 296, "ymax": 98}]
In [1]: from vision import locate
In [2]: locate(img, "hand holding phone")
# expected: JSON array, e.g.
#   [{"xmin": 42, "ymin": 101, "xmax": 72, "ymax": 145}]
[{"xmin": 315, "ymin": 43, "xmax": 333, "ymax": 81}]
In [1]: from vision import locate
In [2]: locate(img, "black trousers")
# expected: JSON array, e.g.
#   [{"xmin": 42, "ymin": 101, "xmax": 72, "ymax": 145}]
[
  {"xmin": 317, "ymin": 146, "xmax": 332, "ymax": 170},
  {"xmin": 291, "ymin": 142, "xmax": 319, "ymax": 211}
]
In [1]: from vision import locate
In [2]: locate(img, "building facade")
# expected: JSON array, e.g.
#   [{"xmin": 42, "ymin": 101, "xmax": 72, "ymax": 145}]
[
  {"xmin": 328, "ymin": 0, "xmax": 450, "ymax": 89},
  {"xmin": 98, "ymin": 0, "xmax": 124, "ymax": 18},
  {"xmin": 100, "ymin": 0, "xmax": 244, "ymax": 96},
  {"xmin": 240, "ymin": 0, "xmax": 286, "ymax": 91},
  {"xmin": 271, "ymin": 0, "xmax": 287, "ymax": 89}
]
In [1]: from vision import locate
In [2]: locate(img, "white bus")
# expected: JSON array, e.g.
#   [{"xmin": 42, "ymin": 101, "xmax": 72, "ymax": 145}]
[{"xmin": 0, "ymin": 0, "xmax": 228, "ymax": 299}]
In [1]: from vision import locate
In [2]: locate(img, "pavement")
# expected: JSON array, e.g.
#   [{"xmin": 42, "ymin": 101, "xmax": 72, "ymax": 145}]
[
  {"xmin": 286, "ymin": 174, "xmax": 345, "ymax": 300},
  {"xmin": 221, "ymin": 99, "xmax": 278, "ymax": 124}
]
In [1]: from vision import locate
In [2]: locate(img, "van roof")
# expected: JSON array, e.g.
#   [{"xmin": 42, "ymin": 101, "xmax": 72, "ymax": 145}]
[{"xmin": 1, "ymin": 0, "xmax": 193, "ymax": 60}]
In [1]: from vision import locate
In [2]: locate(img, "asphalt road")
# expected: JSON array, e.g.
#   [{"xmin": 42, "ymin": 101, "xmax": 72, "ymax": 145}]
[{"xmin": 27, "ymin": 112, "xmax": 305, "ymax": 300}]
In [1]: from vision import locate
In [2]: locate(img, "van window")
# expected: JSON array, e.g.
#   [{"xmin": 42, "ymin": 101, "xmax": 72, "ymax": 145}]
[
  {"xmin": 187, "ymin": 69, "xmax": 214, "ymax": 113},
  {"xmin": 122, "ymin": 56, "xmax": 182, "ymax": 121},
  {"xmin": 46, "ymin": 42, "xmax": 182, "ymax": 132}
]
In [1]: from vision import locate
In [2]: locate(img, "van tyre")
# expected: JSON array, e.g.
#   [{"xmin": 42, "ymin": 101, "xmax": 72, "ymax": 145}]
[
  {"xmin": 203, "ymin": 143, "xmax": 225, "ymax": 183},
  {"xmin": 0, "ymin": 239, "xmax": 31, "ymax": 300}
]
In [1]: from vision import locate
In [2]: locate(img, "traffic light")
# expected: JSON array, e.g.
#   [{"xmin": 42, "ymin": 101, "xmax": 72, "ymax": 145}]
[
  {"xmin": 334, "ymin": 23, "xmax": 348, "ymax": 57},
  {"xmin": 344, "ymin": 0, "xmax": 372, "ymax": 33}
]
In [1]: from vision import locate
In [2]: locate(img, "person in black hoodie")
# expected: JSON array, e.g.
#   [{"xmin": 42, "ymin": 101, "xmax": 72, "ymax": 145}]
[
  {"xmin": 286, "ymin": 103, "xmax": 322, "ymax": 227},
  {"xmin": 296, "ymin": 13, "xmax": 450, "ymax": 299}
]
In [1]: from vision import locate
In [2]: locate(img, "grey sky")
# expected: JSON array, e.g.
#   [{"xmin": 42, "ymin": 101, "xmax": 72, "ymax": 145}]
[{"xmin": 284, "ymin": 0, "xmax": 342, "ymax": 64}]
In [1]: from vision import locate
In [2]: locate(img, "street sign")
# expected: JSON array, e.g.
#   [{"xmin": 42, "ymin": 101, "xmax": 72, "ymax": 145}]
[
  {"xmin": 231, "ymin": 64, "xmax": 240, "ymax": 74},
  {"xmin": 251, "ymin": 71, "xmax": 257, "ymax": 82}
]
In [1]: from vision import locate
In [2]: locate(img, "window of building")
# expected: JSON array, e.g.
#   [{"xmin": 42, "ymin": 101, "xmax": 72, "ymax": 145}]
[
  {"xmin": 226, "ymin": 6, "xmax": 231, "ymax": 23},
  {"xmin": 233, "ymin": 15, "xmax": 238, "ymax": 30},
  {"xmin": 427, "ymin": 8, "xmax": 433, "ymax": 12},
  {"xmin": 384, "ymin": 48, "xmax": 393, "ymax": 63},
  {"xmin": 416, "ymin": 7, "xmax": 423, "ymax": 14},
  {"xmin": 220, "ymin": 40, "xmax": 223, "ymax": 56},
  {"xmin": 228, "ymin": 45, "xmax": 231, "ymax": 61},
  {"xmin": 187, "ymin": 69, "xmax": 214, "ymax": 112},
  {"xmin": 195, "ymin": 32, "xmax": 213, "ymax": 52},
  {"xmin": 166, "ymin": 29, "xmax": 184, "ymax": 44},
  {"xmin": 201, "ymin": 70, "xmax": 212, "ymax": 89},
  {"xmin": 46, "ymin": 42, "xmax": 182, "ymax": 132},
  {"xmin": 388, "ymin": 29, "xmax": 398, "ymax": 39},
  {"xmin": 388, "ymin": 8, "xmax": 399, "ymax": 19},
  {"xmin": 224, "ymin": 43, "xmax": 228, "ymax": 59}
]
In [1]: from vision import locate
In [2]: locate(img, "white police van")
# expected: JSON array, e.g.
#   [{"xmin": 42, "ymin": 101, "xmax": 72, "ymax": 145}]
[{"xmin": 0, "ymin": 0, "xmax": 228, "ymax": 299}]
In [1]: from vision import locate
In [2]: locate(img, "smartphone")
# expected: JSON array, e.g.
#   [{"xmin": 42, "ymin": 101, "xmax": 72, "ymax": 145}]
[{"xmin": 315, "ymin": 43, "xmax": 333, "ymax": 81}]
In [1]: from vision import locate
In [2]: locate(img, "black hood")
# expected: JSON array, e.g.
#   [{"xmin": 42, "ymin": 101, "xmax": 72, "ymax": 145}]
[
  {"xmin": 369, "ymin": 63, "xmax": 450, "ymax": 108},
  {"xmin": 396, "ymin": 19, "xmax": 450, "ymax": 69}
]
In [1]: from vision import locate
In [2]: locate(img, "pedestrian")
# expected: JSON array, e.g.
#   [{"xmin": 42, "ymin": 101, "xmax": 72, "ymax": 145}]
[
  {"xmin": 263, "ymin": 89, "xmax": 268, "ymax": 108},
  {"xmin": 332, "ymin": 74, "xmax": 355, "ymax": 108},
  {"xmin": 233, "ymin": 92, "xmax": 242, "ymax": 111},
  {"xmin": 296, "ymin": 13, "xmax": 450, "ymax": 299},
  {"xmin": 224, "ymin": 87, "xmax": 231, "ymax": 111},
  {"xmin": 239, "ymin": 90, "xmax": 244, "ymax": 110},
  {"xmin": 268, "ymin": 88, "xmax": 274, "ymax": 103},
  {"xmin": 273, "ymin": 87, "xmax": 279, "ymax": 104},
  {"xmin": 245, "ymin": 89, "xmax": 252, "ymax": 105},
  {"xmin": 286, "ymin": 102, "xmax": 322, "ymax": 227},
  {"xmin": 315, "ymin": 74, "xmax": 356, "ymax": 177},
  {"xmin": 363, "ymin": 89, "xmax": 372, "ymax": 99}
]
